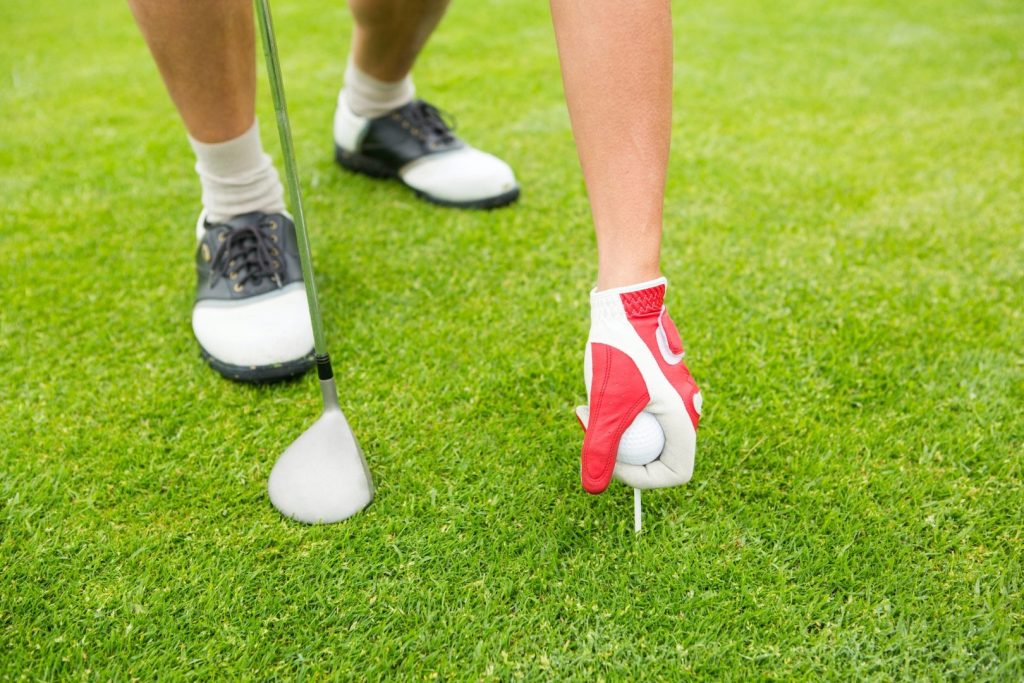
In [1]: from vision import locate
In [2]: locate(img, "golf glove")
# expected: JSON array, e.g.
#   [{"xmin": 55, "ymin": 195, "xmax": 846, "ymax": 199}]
[{"xmin": 575, "ymin": 277, "xmax": 702, "ymax": 493}]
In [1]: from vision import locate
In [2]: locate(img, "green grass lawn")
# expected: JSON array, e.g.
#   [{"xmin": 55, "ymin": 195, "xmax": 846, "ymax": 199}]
[{"xmin": 2, "ymin": 0, "xmax": 1022, "ymax": 678}]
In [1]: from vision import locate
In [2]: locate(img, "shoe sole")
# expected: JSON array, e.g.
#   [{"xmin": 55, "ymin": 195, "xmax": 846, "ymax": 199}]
[
  {"xmin": 199, "ymin": 347, "xmax": 315, "ymax": 383},
  {"xmin": 335, "ymin": 145, "xmax": 521, "ymax": 210}
]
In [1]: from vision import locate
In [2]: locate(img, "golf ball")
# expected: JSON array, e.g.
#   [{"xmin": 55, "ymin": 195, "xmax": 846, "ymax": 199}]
[{"xmin": 617, "ymin": 411, "xmax": 665, "ymax": 465}]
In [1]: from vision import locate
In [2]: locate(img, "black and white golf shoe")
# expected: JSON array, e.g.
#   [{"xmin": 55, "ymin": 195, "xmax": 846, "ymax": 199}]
[
  {"xmin": 333, "ymin": 96, "xmax": 520, "ymax": 209},
  {"xmin": 192, "ymin": 210, "xmax": 314, "ymax": 382}
]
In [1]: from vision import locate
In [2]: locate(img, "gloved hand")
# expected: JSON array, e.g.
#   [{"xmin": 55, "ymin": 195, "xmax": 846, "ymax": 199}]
[{"xmin": 575, "ymin": 277, "xmax": 702, "ymax": 493}]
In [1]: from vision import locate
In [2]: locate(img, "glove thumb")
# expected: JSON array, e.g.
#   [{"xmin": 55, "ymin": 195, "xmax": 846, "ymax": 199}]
[{"xmin": 578, "ymin": 343, "xmax": 649, "ymax": 494}]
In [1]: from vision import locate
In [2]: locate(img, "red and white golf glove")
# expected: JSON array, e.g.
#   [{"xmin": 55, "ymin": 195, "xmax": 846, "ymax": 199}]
[{"xmin": 575, "ymin": 277, "xmax": 702, "ymax": 493}]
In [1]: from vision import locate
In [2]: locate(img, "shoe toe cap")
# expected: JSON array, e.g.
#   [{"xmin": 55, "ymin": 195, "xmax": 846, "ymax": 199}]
[
  {"xmin": 400, "ymin": 147, "xmax": 518, "ymax": 204},
  {"xmin": 192, "ymin": 283, "xmax": 314, "ymax": 368}
]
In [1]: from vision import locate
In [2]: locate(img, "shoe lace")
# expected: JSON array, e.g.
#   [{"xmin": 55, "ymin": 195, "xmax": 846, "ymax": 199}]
[
  {"xmin": 406, "ymin": 100, "xmax": 458, "ymax": 145},
  {"xmin": 209, "ymin": 217, "xmax": 282, "ymax": 289}
]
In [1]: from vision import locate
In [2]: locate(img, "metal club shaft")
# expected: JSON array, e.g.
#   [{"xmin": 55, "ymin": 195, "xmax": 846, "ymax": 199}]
[{"xmin": 254, "ymin": 0, "xmax": 328, "ymax": 359}]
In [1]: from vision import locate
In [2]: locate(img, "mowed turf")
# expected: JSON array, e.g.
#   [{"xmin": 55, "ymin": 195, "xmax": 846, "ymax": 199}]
[{"xmin": 1, "ymin": 0, "xmax": 1022, "ymax": 679}]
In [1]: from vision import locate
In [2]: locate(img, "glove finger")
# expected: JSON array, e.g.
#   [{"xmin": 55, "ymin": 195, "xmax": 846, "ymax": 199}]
[
  {"xmin": 658, "ymin": 429, "xmax": 696, "ymax": 483},
  {"xmin": 645, "ymin": 400, "xmax": 697, "ymax": 484},
  {"xmin": 580, "ymin": 343, "xmax": 649, "ymax": 494},
  {"xmin": 586, "ymin": 403, "xmax": 691, "ymax": 490},
  {"xmin": 613, "ymin": 459, "xmax": 684, "ymax": 490}
]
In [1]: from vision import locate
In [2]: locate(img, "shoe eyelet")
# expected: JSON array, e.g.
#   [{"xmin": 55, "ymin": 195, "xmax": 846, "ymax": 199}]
[
  {"xmin": 232, "ymin": 283, "xmax": 244, "ymax": 293},
  {"xmin": 271, "ymin": 234, "xmax": 278, "ymax": 243},
  {"xmin": 217, "ymin": 233, "xmax": 226, "ymax": 243},
  {"xmin": 270, "ymin": 248, "xmax": 279, "ymax": 256},
  {"xmin": 272, "ymin": 260, "xmax": 280, "ymax": 269},
  {"xmin": 201, "ymin": 244, "xmax": 211, "ymax": 262},
  {"xmin": 229, "ymin": 272, "xmax": 238, "ymax": 280}
]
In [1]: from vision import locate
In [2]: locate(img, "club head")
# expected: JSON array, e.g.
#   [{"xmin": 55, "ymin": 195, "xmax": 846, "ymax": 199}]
[{"xmin": 268, "ymin": 407, "xmax": 374, "ymax": 524}]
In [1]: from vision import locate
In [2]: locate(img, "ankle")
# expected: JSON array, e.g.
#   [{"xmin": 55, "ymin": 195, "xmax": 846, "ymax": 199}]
[
  {"xmin": 342, "ymin": 57, "xmax": 415, "ymax": 118},
  {"xmin": 596, "ymin": 265, "xmax": 663, "ymax": 292},
  {"xmin": 188, "ymin": 120, "xmax": 286, "ymax": 223}
]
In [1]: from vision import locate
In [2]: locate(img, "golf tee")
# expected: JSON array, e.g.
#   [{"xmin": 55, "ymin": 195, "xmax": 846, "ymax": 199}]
[{"xmin": 634, "ymin": 488, "xmax": 642, "ymax": 533}]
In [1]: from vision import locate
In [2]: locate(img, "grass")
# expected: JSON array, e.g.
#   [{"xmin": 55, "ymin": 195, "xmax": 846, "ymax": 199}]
[{"xmin": 1, "ymin": 0, "xmax": 1022, "ymax": 679}]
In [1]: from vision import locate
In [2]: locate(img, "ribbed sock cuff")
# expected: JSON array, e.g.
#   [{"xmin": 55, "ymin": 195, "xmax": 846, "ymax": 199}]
[
  {"xmin": 188, "ymin": 120, "xmax": 286, "ymax": 223},
  {"xmin": 342, "ymin": 57, "xmax": 415, "ymax": 118}
]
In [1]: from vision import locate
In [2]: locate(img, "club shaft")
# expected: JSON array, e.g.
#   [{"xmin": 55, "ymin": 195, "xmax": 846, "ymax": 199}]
[{"xmin": 254, "ymin": 0, "xmax": 328, "ymax": 357}]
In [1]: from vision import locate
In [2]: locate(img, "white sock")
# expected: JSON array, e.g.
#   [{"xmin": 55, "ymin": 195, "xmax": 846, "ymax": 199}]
[
  {"xmin": 342, "ymin": 58, "xmax": 415, "ymax": 118},
  {"xmin": 188, "ymin": 120, "xmax": 286, "ymax": 224}
]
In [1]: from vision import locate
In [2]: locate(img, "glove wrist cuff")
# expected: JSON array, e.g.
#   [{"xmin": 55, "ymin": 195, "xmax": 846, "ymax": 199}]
[{"xmin": 590, "ymin": 276, "xmax": 667, "ymax": 321}]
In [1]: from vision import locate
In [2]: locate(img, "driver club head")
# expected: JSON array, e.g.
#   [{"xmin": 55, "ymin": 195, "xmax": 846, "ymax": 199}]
[{"xmin": 268, "ymin": 406, "xmax": 374, "ymax": 524}]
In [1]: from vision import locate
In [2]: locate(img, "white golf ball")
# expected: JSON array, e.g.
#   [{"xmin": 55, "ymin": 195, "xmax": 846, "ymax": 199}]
[
  {"xmin": 617, "ymin": 411, "xmax": 665, "ymax": 465},
  {"xmin": 577, "ymin": 406, "xmax": 665, "ymax": 466}
]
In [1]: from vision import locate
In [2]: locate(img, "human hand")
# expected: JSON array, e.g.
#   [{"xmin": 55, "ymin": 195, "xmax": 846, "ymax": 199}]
[{"xmin": 575, "ymin": 277, "xmax": 702, "ymax": 493}]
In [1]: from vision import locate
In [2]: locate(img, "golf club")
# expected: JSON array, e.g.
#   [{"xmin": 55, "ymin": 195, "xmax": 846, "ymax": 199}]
[{"xmin": 256, "ymin": 0, "xmax": 374, "ymax": 524}]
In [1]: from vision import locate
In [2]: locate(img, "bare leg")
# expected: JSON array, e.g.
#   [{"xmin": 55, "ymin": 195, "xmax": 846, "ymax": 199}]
[
  {"xmin": 557, "ymin": 2, "xmax": 699, "ymax": 496},
  {"xmin": 128, "ymin": 0, "xmax": 255, "ymax": 143},
  {"xmin": 348, "ymin": 0, "xmax": 451, "ymax": 82},
  {"xmin": 550, "ymin": 0, "xmax": 672, "ymax": 290}
]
